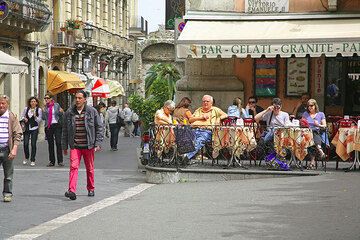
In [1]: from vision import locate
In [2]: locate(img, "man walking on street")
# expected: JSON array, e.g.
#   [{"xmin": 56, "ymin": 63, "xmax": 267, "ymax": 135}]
[
  {"xmin": 122, "ymin": 103, "xmax": 133, "ymax": 137},
  {"xmin": 42, "ymin": 93, "xmax": 64, "ymax": 167},
  {"xmin": 106, "ymin": 100, "xmax": 121, "ymax": 150},
  {"xmin": 62, "ymin": 90, "xmax": 103, "ymax": 200},
  {"xmin": 0, "ymin": 95, "xmax": 22, "ymax": 202}
]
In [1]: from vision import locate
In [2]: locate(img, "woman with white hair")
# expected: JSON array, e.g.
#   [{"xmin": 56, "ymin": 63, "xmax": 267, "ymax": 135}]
[{"xmin": 154, "ymin": 100, "xmax": 175, "ymax": 125}]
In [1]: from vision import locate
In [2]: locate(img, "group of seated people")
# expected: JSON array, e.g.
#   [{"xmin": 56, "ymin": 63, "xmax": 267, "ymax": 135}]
[{"xmin": 154, "ymin": 93, "xmax": 328, "ymax": 170}]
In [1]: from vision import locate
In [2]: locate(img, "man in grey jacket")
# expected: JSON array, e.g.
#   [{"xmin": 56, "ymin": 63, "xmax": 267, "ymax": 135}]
[{"xmin": 62, "ymin": 90, "xmax": 103, "ymax": 200}]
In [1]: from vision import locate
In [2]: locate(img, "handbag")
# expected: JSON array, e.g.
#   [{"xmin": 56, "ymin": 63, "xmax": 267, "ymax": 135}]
[
  {"xmin": 116, "ymin": 109, "xmax": 125, "ymax": 127},
  {"xmin": 174, "ymin": 125, "xmax": 196, "ymax": 154},
  {"xmin": 19, "ymin": 120, "xmax": 27, "ymax": 132},
  {"xmin": 300, "ymin": 117, "xmax": 310, "ymax": 128}
]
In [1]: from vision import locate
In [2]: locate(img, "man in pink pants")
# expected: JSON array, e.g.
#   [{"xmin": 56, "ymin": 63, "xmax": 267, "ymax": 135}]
[{"xmin": 62, "ymin": 90, "xmax": 103, "ymax": 200}]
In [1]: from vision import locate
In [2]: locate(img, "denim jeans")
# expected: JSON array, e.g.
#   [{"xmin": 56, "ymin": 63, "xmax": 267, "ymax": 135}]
[
  {"xmin": 186, "ymin": 129, "xmax": 212, "ymax": 159},
  {"xmin": 109, "ymin": 123, "xmax": 120, "ymax": 149},
  {"xmin": 0, "ymin": 147, "xmax": 12, "ymax": 196},
  {"xmin": 23, "ymin": 129, "xmax": 39, "ymax": 161}
]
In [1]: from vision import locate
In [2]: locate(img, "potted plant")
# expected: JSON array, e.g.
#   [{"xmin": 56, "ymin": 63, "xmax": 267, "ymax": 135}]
[{"xmin": 60, "ymin": 19, "xmax": 82, "ymax": 32}]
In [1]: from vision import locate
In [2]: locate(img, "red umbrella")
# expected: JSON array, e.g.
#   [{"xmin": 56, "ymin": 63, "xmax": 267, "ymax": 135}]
[{"xmin": 91, "ymin": 78, "xmax": 110, "ymax": 98}]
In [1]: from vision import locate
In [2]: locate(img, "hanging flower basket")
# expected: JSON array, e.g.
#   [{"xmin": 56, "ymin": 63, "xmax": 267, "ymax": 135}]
[{"xmin": 60, "ymin": 19, "xmax": 82, "ymax": 32}]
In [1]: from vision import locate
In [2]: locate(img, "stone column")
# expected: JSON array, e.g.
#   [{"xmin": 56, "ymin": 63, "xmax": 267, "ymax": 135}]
[{"xmin": 176, "ymin": 58, "xmax": 244, "ymax": 111}]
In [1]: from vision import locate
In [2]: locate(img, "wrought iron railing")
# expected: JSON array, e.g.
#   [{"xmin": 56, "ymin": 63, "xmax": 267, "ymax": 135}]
[
  {"xmin": 144, "ymin": 123, "xmax": 329, "ymax": 171},
  {"xmin": 6, "ymin": 0, "xmax": 51, "ymax": 31}
]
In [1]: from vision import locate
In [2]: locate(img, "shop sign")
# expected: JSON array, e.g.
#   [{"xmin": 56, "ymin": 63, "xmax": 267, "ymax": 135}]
[
  {"xmin": 314, "ymin": 56, "xmax": 325, "ymax": 96},
  {"xmin": 180, "ymin": 42, "xmax": 360, "ymax": 58},
  {"xmin": 82, "ymin": 55, "xmax": 92, "ymax": 73},
  {"xmin": 245, "ymin": 0, "xmax": 289, "ymax": 13},
  {"xmin": 0, "ymin": 0, "xmax": 9, "ymax": 21}
]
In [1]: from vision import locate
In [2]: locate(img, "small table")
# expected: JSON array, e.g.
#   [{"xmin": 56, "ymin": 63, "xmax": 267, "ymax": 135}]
[
  {"xmin": 331, "ymin": 127, "xmax": 360, "ymax": 171},
  {"xmin": 274, "ymin": 127, "xmax": 315, "ymax": 168},
  {"xmin": 212, "ymin": 126, "xmax": 257, "ymax": 167}
]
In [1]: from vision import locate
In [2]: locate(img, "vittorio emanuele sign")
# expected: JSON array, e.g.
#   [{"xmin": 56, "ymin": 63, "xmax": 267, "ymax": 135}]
[
  {"xmin": 188, "ymin": 42, "xmax": 360, "ymax": 56},
  {"xmin": 245, "ymin": 0, "xmax": 289, "ymax": 13}
]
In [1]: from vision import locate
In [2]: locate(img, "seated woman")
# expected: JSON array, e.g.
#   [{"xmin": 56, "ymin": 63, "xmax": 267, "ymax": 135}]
[
  {"xmin": 227, "ymin": 97, "xmax": 249, "ymax": 119},
  {"xmin": 154, "ymin": 100, "xmax": 176, "ymax": 157},
  {"xmin": 173, "ymin": 97, "xmax": 193, "ymax": 124},
  {"xmin": 301, "ymin": 99, "xmax": 327, "ymax": 170},
  {"xmin": 154, "ymin": 100, "xmax": 175, "ymax": 125}
]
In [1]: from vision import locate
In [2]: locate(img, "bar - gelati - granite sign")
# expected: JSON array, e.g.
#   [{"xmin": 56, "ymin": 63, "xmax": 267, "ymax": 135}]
[
  {"xmin": 177, "ymin": 42, "xmax": 360, "ymax": 58},
  {"xmin": 245, "ymin": 0, "xmax": 289, "ymax": 13}
]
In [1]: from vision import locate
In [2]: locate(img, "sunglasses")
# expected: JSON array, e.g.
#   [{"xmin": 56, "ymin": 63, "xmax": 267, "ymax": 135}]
[
  {"xmin": 248, "ymin": 101, "xmax": 256, "ymax": 104},
  {"xmin": 308, "ymin": 104, "xmax": 314, "ymax": 107},
  {"xmin": 273, "ymin": 105, "xmax": 281, "ymax": 109}
]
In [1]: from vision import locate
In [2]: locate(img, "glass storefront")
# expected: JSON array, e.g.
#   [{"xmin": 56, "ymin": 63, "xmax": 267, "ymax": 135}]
[{"xmin": 326, "ymin": 57, "xmax": 360, "ymax": 115}]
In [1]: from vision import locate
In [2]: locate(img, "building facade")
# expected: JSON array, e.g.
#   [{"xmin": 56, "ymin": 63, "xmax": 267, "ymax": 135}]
[
  {"xmin": 0, "ymin": 0, "xmax": 51, "ymax": 116},
  {"xmin": 176, "ymin": 0, "xmax": 360, "ymax": 116},
  {"xmin": 37, "ymin": 0, "xmax": 144, "ymax": 108}
]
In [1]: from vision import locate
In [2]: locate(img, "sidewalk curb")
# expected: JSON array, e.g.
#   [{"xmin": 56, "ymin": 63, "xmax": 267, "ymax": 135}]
[{"xmin": 145, "ymin": 165, "xmax": 321, "ymax": 184}]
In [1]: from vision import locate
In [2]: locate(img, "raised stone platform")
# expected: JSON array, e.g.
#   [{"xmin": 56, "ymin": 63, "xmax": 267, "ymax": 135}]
[{"xmin": 145, "ymin": 165, "xmax": 321, "ymax": 184}]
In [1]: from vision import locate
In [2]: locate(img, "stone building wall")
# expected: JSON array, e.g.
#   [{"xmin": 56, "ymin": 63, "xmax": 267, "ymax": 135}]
[{"xmin": 136, "ymin": 25, "xmax": 184, "ymax": 97}]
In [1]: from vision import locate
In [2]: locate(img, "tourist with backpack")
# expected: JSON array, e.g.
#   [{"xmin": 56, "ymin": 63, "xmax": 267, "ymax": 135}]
[{"xmin": 20, "ymin": 97, "xmax": 42, "ymax": 166}]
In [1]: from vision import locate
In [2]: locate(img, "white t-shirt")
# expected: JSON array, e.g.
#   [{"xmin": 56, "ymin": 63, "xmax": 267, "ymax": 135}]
[{"xmin": 262, "ymin": 111, "xmax": 291, "ymax": 128}]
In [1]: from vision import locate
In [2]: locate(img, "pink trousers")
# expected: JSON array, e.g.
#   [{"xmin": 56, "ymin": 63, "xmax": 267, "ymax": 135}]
[{"xmin": 68, "ymin": 148, "xmax": 95, "ymax": 193}]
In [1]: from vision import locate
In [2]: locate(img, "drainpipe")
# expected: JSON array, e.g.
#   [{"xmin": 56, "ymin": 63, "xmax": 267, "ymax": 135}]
[
  {"xmin": 34, "ymin": 42, "xmax": 40, "ymax": 97},
  {"xmin": 328, "ymin": 0, "xmax": 337, "ymax": 12}
]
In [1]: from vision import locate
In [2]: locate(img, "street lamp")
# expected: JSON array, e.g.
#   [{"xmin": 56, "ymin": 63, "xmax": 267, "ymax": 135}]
[{"xmin": 83, "ymin": 21, "xmax": 93, "ymax": 42}]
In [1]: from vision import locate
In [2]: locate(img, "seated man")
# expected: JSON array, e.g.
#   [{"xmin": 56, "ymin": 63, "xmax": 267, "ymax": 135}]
[
  {"xmin": 154, "ymin": 100, "xmax": 175, "ymax": 125},
  {"xmin": 185, "ymin": 95, "xmax": 227, "ymax": 160},
  {"xmin": 291, "ymin": 92, "xmax": 310, "ymax": 119},
  {"xmin": 255, "ymin": 98, "xmax": 291, "ymax": 144}
]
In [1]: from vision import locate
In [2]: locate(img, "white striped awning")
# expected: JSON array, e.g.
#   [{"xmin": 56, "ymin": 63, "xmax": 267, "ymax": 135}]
[{"xmin": 176, "ymin": 19, "xmax": 360, "ymax": 59}]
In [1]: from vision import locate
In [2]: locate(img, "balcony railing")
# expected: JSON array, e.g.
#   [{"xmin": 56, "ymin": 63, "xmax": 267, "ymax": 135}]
[
  {"xmin": 4, "ymin": 0, "xmax": 51, "ymax": 32},
  {"xmin": 52, "ymin": 21, "xmax": 135, "ymax": 55}
]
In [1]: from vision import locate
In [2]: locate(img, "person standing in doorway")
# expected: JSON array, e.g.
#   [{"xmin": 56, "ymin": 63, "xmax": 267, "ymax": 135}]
[
  {"xmin": 62, "ymin": 90, "xmax": 103, "ymax": 200},
  {"xmin": 122, "ymin": 103, "xmax": 133, "ymax": 137},
  {"xmin": 42, "ymin": 93, "xmax": 64, "ymax": 167},
  {"xmin": 106, "ymin": 100, "xmax": 121, "ymax": 151},
  {"xmin": 21, "ymin": 97, "xmax": 42, "ymax": 166},
  {"xmin": 0, "ymin": 95, "xmax": 22, "ymax": 202}
]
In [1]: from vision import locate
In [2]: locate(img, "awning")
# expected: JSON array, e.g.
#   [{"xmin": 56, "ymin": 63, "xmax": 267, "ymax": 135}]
[
  {"xmin": 107, "ymin": 80, "xmax": 125, "ymax": 97},
  {"xmin": 177, "ymin": 19, "xmax": 360, "ymax": 58},
  {"xmin": 47, "ymin": 70, "xmax": 85, "ymax": 95},
  {"xmin": 0, "ymin": 50, "xmax": 28, "ymax": 74},
  {"xmin": 91, "ymin": 78, "xmax": 110, "ymax": 98},
  {"xmin": 71, "ymin": 72, "xmax": 87, "ymax": 82}
]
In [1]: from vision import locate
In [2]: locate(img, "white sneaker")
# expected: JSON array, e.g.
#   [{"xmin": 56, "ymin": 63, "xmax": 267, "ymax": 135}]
[
  {"xmin": 30, "ymin": 162, "xmax": 35, "ymax": 166},
  {"xmin": 23, "ymin": 160, "xmax": 28, "ymax": 165}
]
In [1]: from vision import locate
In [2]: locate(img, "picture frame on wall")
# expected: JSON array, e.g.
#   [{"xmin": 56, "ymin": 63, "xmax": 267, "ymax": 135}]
[
  {"xmin": 286, "ymin": 57, "xmax": 309, "ymax": 96},
  {"xmin": 254, "ymin": 58, "xmax": 277, "ymax": 97}
]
